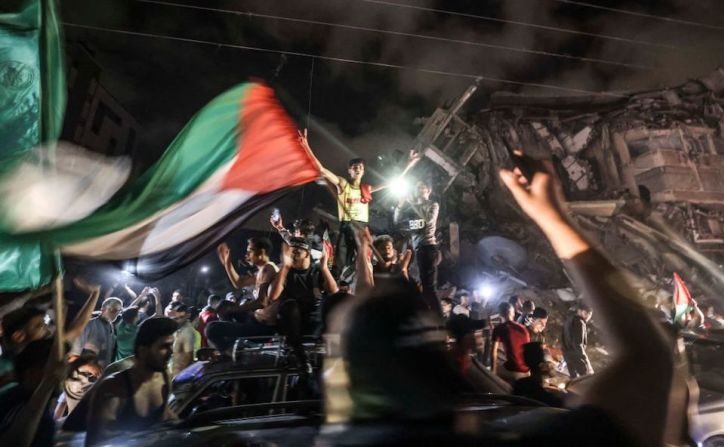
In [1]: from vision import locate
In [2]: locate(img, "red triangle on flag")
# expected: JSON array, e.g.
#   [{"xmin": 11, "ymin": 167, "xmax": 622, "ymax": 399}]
[
  {"xmin": 222, "ymin": 84, "xmax": 320, "ymax": 193},
  {"xmin": 673, "ymin": 272, "xmax": 693, "ymax": 308}
]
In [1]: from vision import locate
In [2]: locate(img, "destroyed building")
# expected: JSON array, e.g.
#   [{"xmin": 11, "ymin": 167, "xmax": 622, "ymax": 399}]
[{"xmin": 406, "ymin": 70, "xmax": 724, "ymax": 309}]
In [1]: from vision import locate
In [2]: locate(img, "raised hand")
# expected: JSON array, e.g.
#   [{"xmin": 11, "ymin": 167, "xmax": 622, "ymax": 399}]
[
  {"xmin": 408, "ymin": 149, "xmax": 422, "ymax": 163},
  {"xmin": 217, "ymin": 242, "xmax": 231, "ymax": 264},
  {"xmin": 499, "ymin": 163, "xmax": 566, "ymax": 228},
  {"xmin": 270, "ymin": 214, "xmax": 284, "ymax": 231},
  {"xmin": 319, "ymin": 243, "xmax": 330, "ymax": 269},
  {"xmin": 281, "ymin": 243, "xmax": 294, "ymax": 268},
  {"xmin": 73, "ymin": 277, "xmax": 101, "ymax": 294}
]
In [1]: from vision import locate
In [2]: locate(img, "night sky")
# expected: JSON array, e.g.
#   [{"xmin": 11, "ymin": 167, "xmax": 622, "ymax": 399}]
[
  {"xmin": 56, "ymin": 0, "xmax": 724, "ymax": 289},
  {"xmin": 61, "ymin": 0, "xmax": 724, "ymax": 173}
]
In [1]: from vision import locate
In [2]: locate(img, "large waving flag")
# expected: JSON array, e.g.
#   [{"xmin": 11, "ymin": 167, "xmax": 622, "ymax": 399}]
[
  {"xmin": 673, "ymin": 272, "xmax": 695, "ymax": 323},
  {"xmin": 0, "ymin": 0, "xmax": 66, "ymax": 291},
  {"xmin": 2, "ymin": 83, "xmax": 321, "ymax": 279}
]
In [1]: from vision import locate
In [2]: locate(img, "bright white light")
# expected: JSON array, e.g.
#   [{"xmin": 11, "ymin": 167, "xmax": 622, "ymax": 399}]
[
  {"xmin": 389, "ymin": 176, "xmax": 411, "ymax": 198},
  {"xmin": 200, "ymin": 266, "xmax": 210, "ymax": 274},
  {"xmin": 120, "ymin": 270, "xmax": 133, "ymax": 277},
  {"xmin": 478, "ymin": 284, "xmax": 495, "ymax": 300}
]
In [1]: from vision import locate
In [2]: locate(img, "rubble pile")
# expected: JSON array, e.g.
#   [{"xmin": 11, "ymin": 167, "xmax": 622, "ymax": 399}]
[{"xmin": 407, "ymin": 70, "xmax": 724, "ymax": 367}]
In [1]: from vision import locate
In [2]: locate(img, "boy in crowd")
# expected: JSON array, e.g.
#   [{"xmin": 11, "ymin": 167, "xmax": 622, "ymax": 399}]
[{"xmin": 490, "ymin": 301, "xmax": 531, "ymax": 384}]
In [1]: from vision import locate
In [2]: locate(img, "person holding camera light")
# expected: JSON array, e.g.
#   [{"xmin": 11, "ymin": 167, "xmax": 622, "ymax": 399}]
[{"xmin": 393, "ymin": 179, "xmax": 441, "ymax": 314}]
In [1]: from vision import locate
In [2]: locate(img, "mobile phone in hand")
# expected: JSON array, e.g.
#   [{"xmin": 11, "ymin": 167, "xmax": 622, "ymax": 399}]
[{"xmin": 508, "ymin": 147, "xmax": 539, "ymax": 182}]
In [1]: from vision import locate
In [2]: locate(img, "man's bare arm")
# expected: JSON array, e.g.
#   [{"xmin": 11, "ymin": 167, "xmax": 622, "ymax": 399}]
[
  {"xmin": 500, "ymin": 167, "xmax": 675, "ymax": 447},
  {"xmin": 354, "ymin": 228, "xmax": 375, "ymax": 293},
  {"xmin": 217, "ymin": 243, "xmax": 255, "ymax": 288},
  {"xmin": 319, "ymin": 249, "xmax": 338, "ymax": 295},
  {"xmin": 490, "ymin": 340, "xmax": 499, "ymax": 372},
  {"xmin": 298, "ymin": 129, "xmax": 344, "ymax": 192},
  {"xmin": 371, "ymin": 150, "xmax": 421, "ymax": 193},
  {"xmin": 320, "ymin": 166, "xmax": 345, "ymax": 189},
  {"xmin": 65, "ymin": 278, "xmax": 101, "ymax": 342},
  {"xmin": 124, "ymin": 284, "xmax": 138, "ymax": 303},
  {"xmin": 149, "ymin": 288, "xmax": 163, "ymax": 318},
  {"xmin": 399, "ymin": 249, "xmax": 412, "ymax": 280}
]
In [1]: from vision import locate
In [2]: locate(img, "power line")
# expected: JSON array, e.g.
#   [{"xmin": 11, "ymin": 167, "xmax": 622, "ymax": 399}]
[
  {"xmin": 63, "ymin": 22, "xmax": 628, "ymax": 97},
  {"xmin": 553, "ymin": 0, "xmax": 724, "ymax": 33},
  {"xmin": 353, "ymin": 0, "xmax": 712, "ymax": 53},
  {"xmin": 137, "ymin": 0, "xmax": 652, "ymax": 71}
]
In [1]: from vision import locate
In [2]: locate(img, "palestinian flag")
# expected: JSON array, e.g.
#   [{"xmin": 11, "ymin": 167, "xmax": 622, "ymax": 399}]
[
  {"xmin": 1, "ymin": 83, "xmax": 320, "ymax": 279},
  {"xmin": 672, "ymin": 272, "xmax": 695, "ymax": 323}
]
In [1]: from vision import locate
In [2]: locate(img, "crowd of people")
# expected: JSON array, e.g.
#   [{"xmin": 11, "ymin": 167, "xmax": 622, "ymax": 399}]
[{"xmin": 0, "ymin": 142, "xmax": 719, "ymax": 447}]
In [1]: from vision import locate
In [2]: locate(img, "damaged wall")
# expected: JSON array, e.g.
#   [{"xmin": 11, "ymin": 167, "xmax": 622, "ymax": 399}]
[{"xmin": 408, "ymin": 69, "xmax": 724, "ymax": 300}]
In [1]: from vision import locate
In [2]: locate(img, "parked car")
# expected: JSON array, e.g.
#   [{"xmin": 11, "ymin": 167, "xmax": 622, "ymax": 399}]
[
  {"xmin": 56, "ymin": 394, "xmax": 564, "ymax": 447},
  {"xmin": 170, "ymin": 336, "xmax": 324, "ymax": 418},
  {"xmin": 57, "ymin": 336, "xmax": 324, "ymax": 445},
  {"xmin": 685, "ymin": 330, "xmax": 724, "ymax": 447}
]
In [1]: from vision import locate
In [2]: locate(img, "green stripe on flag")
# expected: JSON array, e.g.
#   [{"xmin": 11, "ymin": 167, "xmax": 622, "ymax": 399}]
[
  {"xmin": 0, "ymin": 0, "xmax": 65, "ymax": 291},
  {"xmin": 4, "ymin": 83, "xmax": 255, "ymax": 246}
]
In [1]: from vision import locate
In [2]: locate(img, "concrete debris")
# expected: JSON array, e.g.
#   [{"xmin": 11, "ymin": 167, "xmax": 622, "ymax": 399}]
[{"xmin": 400, "ymin": 71, "xmax": 724, "ymax": 367}]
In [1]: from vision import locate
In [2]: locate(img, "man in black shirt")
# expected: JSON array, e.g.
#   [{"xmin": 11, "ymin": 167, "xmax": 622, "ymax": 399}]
[
  {"xmin": 393, "ymin": 180, "xmax": 441, "ymax": 313},
  {"xmin": 269, "ymin": 237, "xmax": 337, "ymax": 368},
  {"xmin": 561, "ymin": 302, "xmax": 593, "ymax": 379}
]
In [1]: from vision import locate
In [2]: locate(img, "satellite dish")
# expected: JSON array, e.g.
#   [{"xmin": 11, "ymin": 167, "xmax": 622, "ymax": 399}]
[{"xmin": 477, "ymin": 236, "xmax": 528, "ymax": 270}]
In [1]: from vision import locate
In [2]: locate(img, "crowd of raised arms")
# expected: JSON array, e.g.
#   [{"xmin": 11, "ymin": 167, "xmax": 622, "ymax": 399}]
[{"xmin": 0, "ymin": 144, "xmax": 721, "ymax": 447}]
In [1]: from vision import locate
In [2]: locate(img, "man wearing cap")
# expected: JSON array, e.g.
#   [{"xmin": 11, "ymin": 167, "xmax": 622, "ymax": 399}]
[
  {"xmin": 269, "ymin": 237, "xmax": 337, "ymax": 368},
  {"xmin": 270, "ymin": 214, "xmax": 323, "ymax": 263},
  {"xmin": 562, "ymin": 303, "xmax": 593, "ymax": 379}
]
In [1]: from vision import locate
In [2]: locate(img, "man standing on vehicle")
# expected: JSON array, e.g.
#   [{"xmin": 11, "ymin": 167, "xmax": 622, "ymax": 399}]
[
  {"xmin": 217, "ymin": 237, "xmax": 278, "ymax": 312},
  {"xmin": 393, "ymin": 180, "xmax": 441, "ymax": 313},
  {"xmin": 304, "ymin": 128, "xmax": 421, "ymax": 277},
  {"xmin": 270, "ymin": 237, "xmax": 337, "ymax": 370}
]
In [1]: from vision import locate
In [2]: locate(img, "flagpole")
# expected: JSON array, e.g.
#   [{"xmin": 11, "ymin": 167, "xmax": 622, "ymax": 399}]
[
  {"xmin": 54, "ymin": 273, "xmax": 65, "ymax": 361},
  {"xmin": 53, "ymin": 249, "xmax": 65, "ymax": 362}
]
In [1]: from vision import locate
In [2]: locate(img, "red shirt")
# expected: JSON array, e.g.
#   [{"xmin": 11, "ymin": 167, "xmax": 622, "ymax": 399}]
[
  {"xmin": 492, "ymin": 320, "xmax": 531, "ymax": 373},
  {"xmin": 198, "ymin": 308, "xmax": 218, "ymax": 347}
]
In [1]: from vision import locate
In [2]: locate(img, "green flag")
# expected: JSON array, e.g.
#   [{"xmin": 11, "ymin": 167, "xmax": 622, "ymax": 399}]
[{"xmin": 0, "ymin": 0, "xmax": 65, "ymax": 291}]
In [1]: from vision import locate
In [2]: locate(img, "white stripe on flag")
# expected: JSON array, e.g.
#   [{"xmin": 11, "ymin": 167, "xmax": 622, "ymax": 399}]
[{"xmin": 60, "ymin": 160, "xmax": 252, "ymax": 259}]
